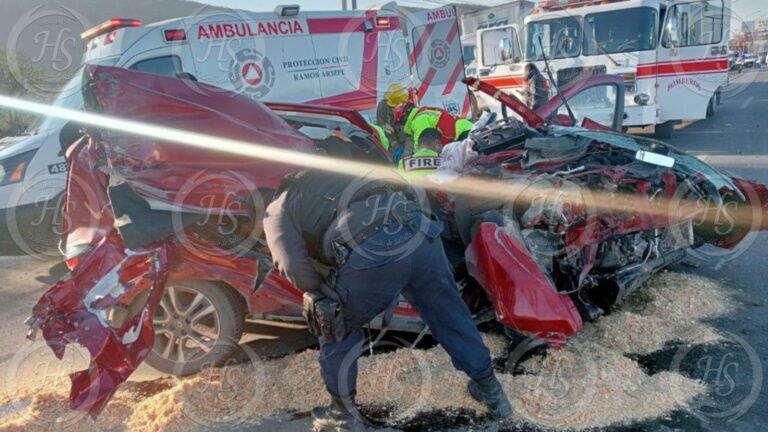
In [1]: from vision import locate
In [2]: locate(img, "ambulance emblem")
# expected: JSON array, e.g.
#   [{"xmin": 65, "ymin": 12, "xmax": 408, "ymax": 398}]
[
  {"xmin": 229, "ymin": 48, "xmax": 276, "ymax": 98},
  {"xmin": 429, "ymin": 39, "xmax": 451, "ymax": 69}
]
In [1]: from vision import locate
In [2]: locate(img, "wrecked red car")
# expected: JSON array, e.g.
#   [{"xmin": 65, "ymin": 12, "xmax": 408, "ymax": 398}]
[{"xmin": 27, "ymin": 66, "xmax": 768, "ymax": 416}]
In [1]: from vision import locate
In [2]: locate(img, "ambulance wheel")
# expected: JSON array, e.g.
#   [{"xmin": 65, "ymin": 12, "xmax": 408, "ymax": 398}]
[
  {"xmin": 146, "ymin": 280, "xmax": 245, "ymax": 376},
  {"xmin": 654, "ymin": 121, "xmax": 675, "ymax": 140},
  {"xmin": 706, "ymin": 96, "xmax": 717, "ymax": 118}
]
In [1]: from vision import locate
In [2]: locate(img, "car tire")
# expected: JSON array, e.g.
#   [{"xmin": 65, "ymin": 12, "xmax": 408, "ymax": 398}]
[
  {"xmin": 706, "ymin": 96, "xmax": 717, "ymax": 118},
  {"xmin": 654, "ymin": 121, "xmax": 675, "ymax": 139},
  {"xmin": 145, "ymin": 280, "xmax": 245, "ymax": 376}
]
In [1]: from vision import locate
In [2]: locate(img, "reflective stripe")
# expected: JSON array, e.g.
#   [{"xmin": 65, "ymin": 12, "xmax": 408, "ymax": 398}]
[{"xmin": 397, "ymin": 149, "xmax": 440, "ymax": 181}]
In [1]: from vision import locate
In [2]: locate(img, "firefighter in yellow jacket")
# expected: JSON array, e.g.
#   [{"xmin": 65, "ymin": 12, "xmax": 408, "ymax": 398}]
[
  {"xmin": 394, "ymin": 101, "xmax": 473, "ymax": 151},
  {"xmin": 398, "ymin": 129, "xmax": 443, "ymax": 181}
]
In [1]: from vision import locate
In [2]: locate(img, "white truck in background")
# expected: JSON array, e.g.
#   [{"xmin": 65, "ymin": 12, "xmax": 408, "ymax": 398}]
[
  {"xmin": 459, "ymin": 0, "xmax": 536, "ymax": 77},
  {"xmin": 475, "ymin": 0, "xmax": 731, "ymax": 138}
]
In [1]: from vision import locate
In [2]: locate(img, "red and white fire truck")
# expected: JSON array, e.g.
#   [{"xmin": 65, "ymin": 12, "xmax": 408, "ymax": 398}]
[{"xmin": 476, "ymin": 0, "xmax": 731, "ymax": 138}]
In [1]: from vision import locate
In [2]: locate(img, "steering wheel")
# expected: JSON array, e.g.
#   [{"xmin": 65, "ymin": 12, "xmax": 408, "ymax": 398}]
[{"xmin": 615, "ymin": 40, "xmax": 636, "ymax": 53}]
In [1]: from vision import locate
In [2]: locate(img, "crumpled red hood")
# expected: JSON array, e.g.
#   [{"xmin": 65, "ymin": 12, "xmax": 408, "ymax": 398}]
[{"xmin": 83, "ymin": 65, "xmax": 316, "ymax": 210}]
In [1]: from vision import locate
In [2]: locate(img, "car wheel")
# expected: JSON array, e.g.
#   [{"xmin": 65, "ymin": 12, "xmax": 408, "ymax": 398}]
[
  {"xmin": 145, "ymin": 280, "xmax": 245, "ymax": 376},
  {"xmin": 706, "ymin": 96, "xmax": 717, "ymax": 118},
  {"xmin": 654, "ymin": 121, "xmax": 675, "ymax": 139}
]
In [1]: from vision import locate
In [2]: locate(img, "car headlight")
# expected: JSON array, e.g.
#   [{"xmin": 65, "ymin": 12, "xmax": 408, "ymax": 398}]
[
  {"xmin": 634, "ymin": 93, "xmax": 651, "ymax": 106},
  {"xmin": 0, "ymin": 150, "xmax": 36, "ymax": 186}
]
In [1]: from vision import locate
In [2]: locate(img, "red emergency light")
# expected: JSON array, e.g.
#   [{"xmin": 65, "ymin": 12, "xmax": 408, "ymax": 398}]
[
  {"xmin": 81, "ymin": 18, "xmax": 142, "ymax": 41},
  {"xmin": 163, "ymin": 29, "xmax": 187, "ymax": 42},
  {"xmin": 375, "ymin": 16, "xmax": 391, "ymax": 28}
]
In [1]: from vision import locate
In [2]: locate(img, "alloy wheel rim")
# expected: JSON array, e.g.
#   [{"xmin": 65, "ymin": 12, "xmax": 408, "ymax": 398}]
[{"xmin": 152, "ymin": 285, "xmax": 220, "ymax": 363}]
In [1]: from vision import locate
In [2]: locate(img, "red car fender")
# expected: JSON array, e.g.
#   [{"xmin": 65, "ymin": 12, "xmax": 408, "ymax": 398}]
[
  {"xmin": 166, "ymin": 239, "xmax": 260, "ymax": 294},
  {"xmin": 465, "ymin": 222, "xmax": 582, "ymax": 347}
]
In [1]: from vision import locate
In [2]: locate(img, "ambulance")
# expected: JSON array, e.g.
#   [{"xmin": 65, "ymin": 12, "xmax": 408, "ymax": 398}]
[
  {"xmin": 475, "ymin": 0, "xmax": 731, "ymax": 138},
  {"xmin": 0, "ymin": 3, "xmax": 468, "ymax": 254}
]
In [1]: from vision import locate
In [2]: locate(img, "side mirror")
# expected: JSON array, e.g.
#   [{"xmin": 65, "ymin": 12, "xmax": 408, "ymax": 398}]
[{"xmin": 666, "ymin": 15, "xmax": 679, "ymax": 47}]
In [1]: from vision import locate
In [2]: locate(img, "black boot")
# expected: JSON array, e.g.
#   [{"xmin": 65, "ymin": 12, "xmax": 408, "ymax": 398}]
[
  {"xmin": 312, "ymin": 396, "xmax": 368, "ymax": 432},
  {"xmin": 467, "ymin": 374, "xmax": 513, "ymax": 419}
]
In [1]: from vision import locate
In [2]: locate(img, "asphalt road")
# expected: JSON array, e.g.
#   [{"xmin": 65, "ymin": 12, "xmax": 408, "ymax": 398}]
[
  {"xmin": 0, "ymin": 68, "xmax": 767, "ymax": 431},
  {"xmin": 622, "ymin": 67, "xmax": 768, "ymax": 432}
]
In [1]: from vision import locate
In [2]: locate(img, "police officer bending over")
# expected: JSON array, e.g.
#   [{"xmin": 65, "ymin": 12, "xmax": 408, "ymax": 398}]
[{"xmin": 263, "ymin": 138, "xmax": 512, "ymax": 431}]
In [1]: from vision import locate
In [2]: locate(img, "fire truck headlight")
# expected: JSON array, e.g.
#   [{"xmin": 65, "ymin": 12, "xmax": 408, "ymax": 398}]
[{"xmin": 634, "ymin": 93, "xmax": 651, "ymax": 106}]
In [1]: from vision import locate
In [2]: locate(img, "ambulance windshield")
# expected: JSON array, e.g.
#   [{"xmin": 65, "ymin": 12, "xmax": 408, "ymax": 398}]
[
  {"xmin": 26, "ymin": 67, "xmax": 85, "ymax": 135},
  {"xmin": 583, "ymin": 7, "xmax": 658, "ymax": 56},
  {"xmin": 27, "ymin": 57, "xmax": 119, "ymax": 135}
]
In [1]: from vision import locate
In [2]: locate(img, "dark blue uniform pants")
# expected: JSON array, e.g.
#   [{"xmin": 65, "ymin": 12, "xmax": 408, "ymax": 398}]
[{"xmin": 318, "ymin": 224, "xmax": 493, "ymax": 399}]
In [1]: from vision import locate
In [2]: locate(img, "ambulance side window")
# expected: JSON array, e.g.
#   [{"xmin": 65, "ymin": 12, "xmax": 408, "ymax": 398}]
[{"xmin": 129, "ymin": 56, "xmax": 183, "ymax": 77}]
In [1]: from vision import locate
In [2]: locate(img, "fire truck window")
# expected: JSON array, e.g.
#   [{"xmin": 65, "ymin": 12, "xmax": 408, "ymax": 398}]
[
  {"xmin": 663, "ymin": 0, "xmax": 724, "ymax": 48},
  {"xmin": 583, "ymin": 8, "xmax": 658, "ymax": 56},
  {"xmin": 481, "ymin": 27, "xmax": 522, "ymax": 66},
  {"xmin": 129, "ymin": 56, "xmax": 183, "ymax": 77},
  {"xmin": 526, "ymin": 16, "xmax": 582, "ymax": 62}
]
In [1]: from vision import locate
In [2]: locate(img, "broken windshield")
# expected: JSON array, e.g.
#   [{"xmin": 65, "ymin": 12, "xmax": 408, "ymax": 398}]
[{"xmin": 583, "ymin": 7, "xmax": 658, "ymax": 56}]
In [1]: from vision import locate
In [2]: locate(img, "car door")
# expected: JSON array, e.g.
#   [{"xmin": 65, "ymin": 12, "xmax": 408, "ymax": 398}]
[{"xmin": 655, "ymin": 0, "xmax": 728, "ymax": 122}]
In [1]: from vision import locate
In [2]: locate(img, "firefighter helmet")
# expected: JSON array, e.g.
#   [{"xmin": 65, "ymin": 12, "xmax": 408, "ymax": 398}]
[{"xmin": 384, "ymin": 83, "xmax": 409, "ymax": 108}]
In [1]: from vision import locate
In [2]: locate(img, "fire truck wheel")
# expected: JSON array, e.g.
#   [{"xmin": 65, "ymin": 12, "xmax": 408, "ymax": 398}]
[
  {"xmin": 146, "ymin": 280, "xmax": 246, "ymax": 376},
  {"xmin": 654, "ymin": 121, "xmax": 675, "ymax": 140},
  {"xmin": 706, "ymin": 96, "xmax": 717, "ymax": 118}
]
